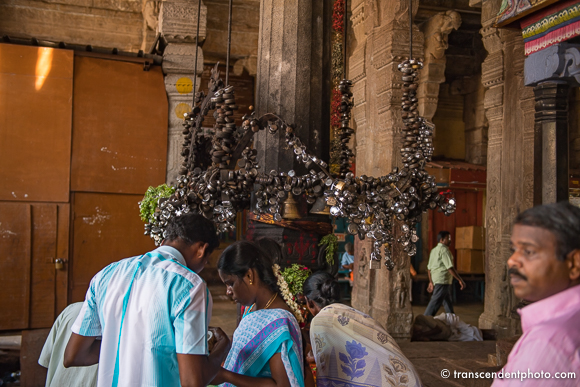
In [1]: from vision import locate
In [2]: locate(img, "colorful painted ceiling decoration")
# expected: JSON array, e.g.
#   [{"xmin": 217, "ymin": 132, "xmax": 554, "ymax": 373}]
[
  {"xmin": 521, "ymin": 0, "xmax": 580, "ymax": 55},
  {"xmin": 495, "ymin": 0, "xmax": 559, "ymax": 27}
]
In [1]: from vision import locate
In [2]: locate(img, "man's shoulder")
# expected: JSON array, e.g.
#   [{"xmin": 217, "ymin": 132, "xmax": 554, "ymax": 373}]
[{"xmin": 524, "ymin": 311, "xmax": 580, "ymax": 352}]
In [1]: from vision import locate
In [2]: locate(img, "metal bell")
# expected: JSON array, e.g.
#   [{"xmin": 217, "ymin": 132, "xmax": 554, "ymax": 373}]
[{"xmin": 281, "ymin": 194, "xmax": 301, "ymax": 219}]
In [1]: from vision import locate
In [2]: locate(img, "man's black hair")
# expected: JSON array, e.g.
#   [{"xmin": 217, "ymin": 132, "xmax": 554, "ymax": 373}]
[
  {"xmin": 164, "ymin": 213, "xmax": 220, "ymax": 252},
  {"xmin": 514, "ymin": 201, "xmax": 580, "ymax": 261},
  {"xmin": 437, "ymin": 231, "xmax": 450, "ymax": 243}
]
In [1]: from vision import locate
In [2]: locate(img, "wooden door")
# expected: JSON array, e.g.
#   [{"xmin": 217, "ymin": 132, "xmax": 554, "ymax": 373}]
[
  {"xmin": 0, "ymin": 43, "xmax": 73, "ymax": 202},
  {"xmin": 0, "ymin": 44, "xmax": 73, "ymax": 330},
  {"xmin": 69, "ymin": 193, "xmax": 155, "ymax": 302},
  {"xmin": 0, "ymin": 202, "xmax": 69, "ymax": 330},
  {"xmin": 69, "ymin": 56, "xmax": 166, "ymax": 301},
  {"xmin": 70, "ymin": 56, "xmax": 168, "ymax": 195}
]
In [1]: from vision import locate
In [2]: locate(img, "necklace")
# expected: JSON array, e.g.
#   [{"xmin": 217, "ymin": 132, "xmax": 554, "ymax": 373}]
[{"xmin": 263, "ymin": 293, "xmax": 278, "ymax": 310}]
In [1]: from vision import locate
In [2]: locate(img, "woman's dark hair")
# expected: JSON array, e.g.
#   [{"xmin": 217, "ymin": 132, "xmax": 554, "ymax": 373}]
[
  {"xmin": 515, "ymin": 201, "xmax": 580, "ymax": 261},
  {"xmin": 217, "ymin": 241, "xmax": 279, "ymax": 293},
  {"xmin": 437, "ymin": 231, "xmax": 450, "ymax": 242},
  {"xmin": 254, "ymin": 237, "xmax": 286, "ymax": 266},
  {"xmin": 164, "ymin": 213, "xmax": 220, "ymax": 251},
  {"xmin": 303, "ymin": 271, "xmax": 341, "ymax": 308}
]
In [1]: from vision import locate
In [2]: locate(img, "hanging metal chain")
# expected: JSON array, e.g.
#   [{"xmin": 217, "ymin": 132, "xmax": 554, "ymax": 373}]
[
  {"xmin": 192, "ymin": 0, "xmax": 202, "ymax": 105},
  {"xmin": 225, "ymin": 0, "xmax": 233, "ymax": 87}
]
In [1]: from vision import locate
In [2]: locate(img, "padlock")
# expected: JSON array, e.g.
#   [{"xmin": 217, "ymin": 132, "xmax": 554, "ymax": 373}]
[{"xmin": 55, "ymin": 258, "xmax": 65, "ymax": 270}]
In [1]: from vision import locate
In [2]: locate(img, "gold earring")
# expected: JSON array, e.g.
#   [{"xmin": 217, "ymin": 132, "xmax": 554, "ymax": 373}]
[{"xmin": 249, "ymin": 279, "xmax": 253, "ymax": 285}]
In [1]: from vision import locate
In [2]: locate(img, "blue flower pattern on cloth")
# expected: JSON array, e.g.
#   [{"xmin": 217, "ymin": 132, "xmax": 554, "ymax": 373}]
[
  {"xmin": 337, "ymin": 315, "xmax": 350, "ymax": 326},
  {"xmin": 339, "ymin": 340, "xmax": 368, "ymax": 380}
]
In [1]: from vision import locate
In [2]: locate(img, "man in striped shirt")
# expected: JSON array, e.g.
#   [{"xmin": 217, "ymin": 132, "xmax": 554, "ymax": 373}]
[{"xmin": 64, "ymin": 214, "xmax": 230, "ymax": 387}]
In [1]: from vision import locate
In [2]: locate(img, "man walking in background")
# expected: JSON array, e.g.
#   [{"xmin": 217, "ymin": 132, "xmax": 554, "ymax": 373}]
[{"xmin": 424, "ymin": 231, "xmax": 466, "ymax": 316}]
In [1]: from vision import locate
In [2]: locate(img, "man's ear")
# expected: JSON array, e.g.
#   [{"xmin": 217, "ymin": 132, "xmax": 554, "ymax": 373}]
[
  {"xmin": 197, "ymin": 242, "xmax": 209, "ymax": 258},
  {"xmin": 568, "ymin": 249, "xmax": 580, "ymax": 282}
]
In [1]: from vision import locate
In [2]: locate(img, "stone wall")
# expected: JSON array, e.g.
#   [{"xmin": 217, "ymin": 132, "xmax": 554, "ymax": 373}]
[
  {"xmin": 0, "ymin": 0, "xmax": 157, "ymax": 52},
  {"xmin": 205, "ymin": 0, "xmax": 260, "ymax": 76}
]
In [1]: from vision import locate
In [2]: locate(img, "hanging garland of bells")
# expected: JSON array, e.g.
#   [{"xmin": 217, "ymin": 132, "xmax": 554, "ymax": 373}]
[{"xmin": 143, "ymin": 2, "xmax": 456, "ymax": 271}]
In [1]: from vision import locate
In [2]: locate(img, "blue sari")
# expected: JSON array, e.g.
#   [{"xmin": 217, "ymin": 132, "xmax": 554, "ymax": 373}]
[{"xmin": 221, "ymin": 308, "xmax": 305, "ymax": 387}]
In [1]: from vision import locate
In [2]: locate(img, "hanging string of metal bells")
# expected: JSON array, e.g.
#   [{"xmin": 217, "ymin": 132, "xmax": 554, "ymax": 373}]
[{"xmin": 143, "ymin": 58, "xmax": 455, "ymax": 270}]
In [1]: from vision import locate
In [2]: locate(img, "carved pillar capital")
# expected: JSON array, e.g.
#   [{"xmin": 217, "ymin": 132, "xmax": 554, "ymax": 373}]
[
  {"xmin": 525, "ymin": 43, "xmax": 580, "ymax": 87},
  {"xmin": 159, "ymin": 0, "xmax": 207, "ymax": 44}
]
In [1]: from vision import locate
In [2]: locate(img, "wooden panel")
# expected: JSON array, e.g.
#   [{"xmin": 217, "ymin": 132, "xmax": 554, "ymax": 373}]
[
  {"xmin": 29, "ymin": 204, "xmax": 57, "ymax": 328},
  {"xmin": 20, "ymin": 329, "xmax": 50, "ymax": 387},
  {"xmin": 0, "ymin": 202, "xmax": 32, "ymax": 330},
  {"xmin": 55, "ymin": 204, "xmax": 70, "ymax": 315},
  {"xmin": 71, "ymin": 56, "xmax": 168, "ymax": 194},
  {"xmin": 70, "ymin": 192, "xmax": 155, "ymax": 302},
  {"xmin": 0, "ymin": 43, "xmax": 73, "ymax": 202}
]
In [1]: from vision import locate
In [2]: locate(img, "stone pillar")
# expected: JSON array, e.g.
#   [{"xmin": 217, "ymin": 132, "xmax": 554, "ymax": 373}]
[
  {"xmin": 248, "ymin": 0, "xmax": 331, "ymax": 263},
  {"xmin": 159, "ymin": 0, "xmax": 207, "ymax": 184},
  {"xmin": 534, "ymin": 83, "xmax": 569, "ymax": 203},
  {"xmin": 254, "ymin": 0, "xmax": 330, "ymax": 173},
  {"xmin": 463, "ymin": 75, "xmax": 488, "ymax": 165},
  {"xmin": 478, "ymin": 0, "xmax": 535, "ymax": 337},
  {"xmin": 348, "ymin": 0, "xmax": 423, "ymax": 340},
  {"xmin": 524, "ymin": 43, "xmax": 580, "ymax": 203},
  {"xmin": 418, "ymin": 11, "xmax": 461, "ymax": 121}
]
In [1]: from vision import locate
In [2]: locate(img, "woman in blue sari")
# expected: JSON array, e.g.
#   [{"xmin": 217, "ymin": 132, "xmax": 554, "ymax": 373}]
[{"xmin": 212, "ymin": 241, "xmax": 312, "ymax": 387}]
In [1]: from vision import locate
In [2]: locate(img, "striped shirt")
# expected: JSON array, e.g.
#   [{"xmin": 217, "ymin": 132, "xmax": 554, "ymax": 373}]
[{"xmin": 72, "ymin": 246, "xmax": 212, "ymax": 387}]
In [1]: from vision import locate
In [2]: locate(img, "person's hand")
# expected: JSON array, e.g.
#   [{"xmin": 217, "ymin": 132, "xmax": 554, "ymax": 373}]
[
  {"xmin": 427, "ymin": 282, "xmax": 434, "ymax": 293},
  {"xmin": 306, "ymin": 349, "xmax": 315, "ymax": 365},
  {"xmin": 209, "ymin": 327, "xmax": 229, "ymax": 344},
  {"xmin": 210, "ymin": 367, "xmax": 227, "ymax": 385},
  {"xmin": 459, "ymin": 280, "xmax": 466, "ymax": 290}
]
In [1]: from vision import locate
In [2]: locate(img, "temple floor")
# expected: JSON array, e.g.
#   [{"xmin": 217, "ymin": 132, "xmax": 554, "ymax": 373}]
[{"xmin": 209, "ymin": 285, "xmax": 498, "ymax": 387}]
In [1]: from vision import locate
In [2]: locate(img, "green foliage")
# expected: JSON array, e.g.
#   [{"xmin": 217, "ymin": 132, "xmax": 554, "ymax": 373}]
[
  {"xmin": 139, "ymin": 184, "xmax": 175, "ymax": 223},
  {"xmin": 281, "ymin": 264, "xmax": 312, "ymax": 296},
  {"xmin": 319, "ymin": 233, "xmax": 338, "ymax": 265}
]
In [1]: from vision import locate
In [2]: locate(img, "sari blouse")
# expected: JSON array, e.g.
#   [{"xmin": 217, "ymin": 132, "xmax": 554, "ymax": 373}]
[
  {"xmin": 221, "ymin": 308, "xmax": 305, "ymax": 387},
  {"xmin": 310, "ymin": 304, "xmax": 422, "ymax": 387}
]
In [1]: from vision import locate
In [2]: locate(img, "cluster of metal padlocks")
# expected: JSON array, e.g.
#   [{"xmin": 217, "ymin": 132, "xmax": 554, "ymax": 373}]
[
  {"xmin": 337, "ymin": 79, "xmax": 355, "ymax": 177},
  {"xmin": 144, "ymin": 60, "xmax": 455, "ymax": 269}
]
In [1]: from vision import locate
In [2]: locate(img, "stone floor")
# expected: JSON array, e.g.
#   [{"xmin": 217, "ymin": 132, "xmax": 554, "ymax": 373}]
[{"xmin": 208, "ymin": 285, "xmax": 498, "ymax": 387}]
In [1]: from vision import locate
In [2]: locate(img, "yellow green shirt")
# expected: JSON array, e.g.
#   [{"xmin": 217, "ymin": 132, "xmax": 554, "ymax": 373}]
[{"xmin": 427, "ymin": 243, "xmax": 454, "ymax": 285}]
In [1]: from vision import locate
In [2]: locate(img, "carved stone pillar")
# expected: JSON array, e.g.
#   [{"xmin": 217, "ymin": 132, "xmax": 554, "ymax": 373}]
[
  {"xmin": 524, "ymin": 43, "xmax": 580, "ymax": 203},
  {"xmin": 248, "ymin": 0, "xmax": 331, "ymax": 259},
  {"xmin": 159, "ymin": 0, "xmax": 207, "ymax": 184},
  {"xmin": 349, "ymin": 0, "xmax": 423, "ymax": 340},
  {"xmin": 254, "ymin": 0, "xmax": 330, "ymax": 173},
  {"xmin": 478, "ymin": 1, "xmax": 535, "ymax": 337},
  {"xmin": 418, "ymin": 11, "xmax": 461, "ymax": 121}
]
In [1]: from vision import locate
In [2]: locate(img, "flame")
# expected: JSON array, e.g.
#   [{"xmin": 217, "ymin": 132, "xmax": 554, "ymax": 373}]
[{"xmin": 35, "ymin": 48, "xmax": 53, "ymax": 91}]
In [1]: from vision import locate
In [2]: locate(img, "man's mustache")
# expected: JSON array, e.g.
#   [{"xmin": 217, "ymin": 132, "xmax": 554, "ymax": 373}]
[{"xmin": 508, "ymin": 267, "xmax": 528, "ymax": 281}]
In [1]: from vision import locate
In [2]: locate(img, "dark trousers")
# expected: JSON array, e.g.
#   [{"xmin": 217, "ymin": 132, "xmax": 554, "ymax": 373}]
[{"xmin": 424, "ymin": 284, "xmax": 454, "ymax": 316}]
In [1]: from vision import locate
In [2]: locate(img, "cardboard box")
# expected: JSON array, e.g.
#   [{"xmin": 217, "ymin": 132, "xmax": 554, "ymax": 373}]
[
  {"xmin": 455, "ymin": 226, "xmax": 486, "ymax": 250},
  {"xmin": 457, "ymin": 249, "xmax": 485, "ymax": 274}
]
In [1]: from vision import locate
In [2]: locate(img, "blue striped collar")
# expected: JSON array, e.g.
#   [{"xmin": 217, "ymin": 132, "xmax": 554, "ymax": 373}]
[{"xmin": 155, "ymin": 245, "xmax": 187, "ymax": 266}]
